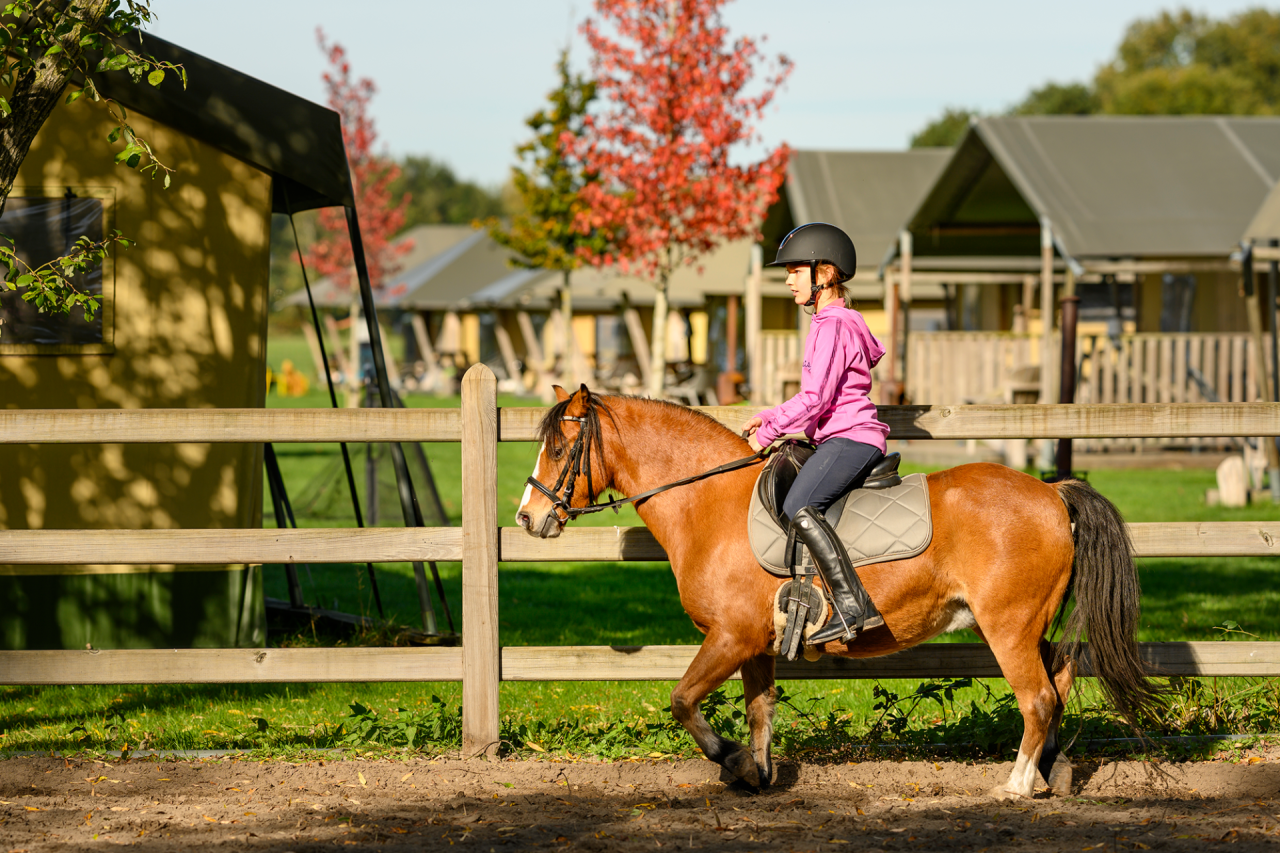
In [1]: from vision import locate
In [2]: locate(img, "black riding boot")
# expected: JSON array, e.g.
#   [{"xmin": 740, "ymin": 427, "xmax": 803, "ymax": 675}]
[{"xmin": 790, "ymin": 506, "xmax": 885, "ymax": 644}]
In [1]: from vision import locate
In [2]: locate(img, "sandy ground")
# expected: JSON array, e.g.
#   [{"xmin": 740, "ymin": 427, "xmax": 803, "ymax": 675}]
[{"xmin": 2, "ymin": 744, "xmax": 1280, "ymax": 852}]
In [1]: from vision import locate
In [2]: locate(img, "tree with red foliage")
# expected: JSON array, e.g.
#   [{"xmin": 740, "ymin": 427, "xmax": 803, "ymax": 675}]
[
  {"xmin": 573, "ymin": 0, "xmax": 791, "ymax": 398},
  {"xmin": 305, "ymin": 30, "xmax": 412, "ymax": 297}
]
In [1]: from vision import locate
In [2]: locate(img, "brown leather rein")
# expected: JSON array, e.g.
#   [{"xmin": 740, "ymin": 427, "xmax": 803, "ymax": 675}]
[{"xmin": 525, "ymin": 415, "xmax": 771, "ymax": 519}]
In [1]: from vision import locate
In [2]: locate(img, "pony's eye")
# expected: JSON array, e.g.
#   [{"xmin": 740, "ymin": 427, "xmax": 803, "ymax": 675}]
[{"xmin": 548, "ymin": 445, "xmax": 564, "ymax": 461}]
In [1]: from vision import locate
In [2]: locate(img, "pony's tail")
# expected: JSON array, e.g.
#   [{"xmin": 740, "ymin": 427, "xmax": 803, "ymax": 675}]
[{"xmin": 1053, "ymin": 479, "xmax": 1165, "ymax": 732}]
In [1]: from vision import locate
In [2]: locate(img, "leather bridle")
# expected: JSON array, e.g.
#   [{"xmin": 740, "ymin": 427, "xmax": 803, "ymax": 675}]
[{"xmin": 525, "ymin": 415, "xmax": 770, "ymax": 520}]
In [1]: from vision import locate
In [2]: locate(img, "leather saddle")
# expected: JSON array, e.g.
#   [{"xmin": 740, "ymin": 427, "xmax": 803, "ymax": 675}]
[
  {"xmin": 759, "ymin": 440, "xmax": 903, "ymax": 529},
  {"xmin": 748, "ymin": 441, "xmax": 932, "ymax": 578}
]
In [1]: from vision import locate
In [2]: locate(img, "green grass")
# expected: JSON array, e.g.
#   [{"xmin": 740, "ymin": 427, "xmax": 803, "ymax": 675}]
[{"xmin": 3, "ymin": 355, "xmax": 1279, "ymax": 760}]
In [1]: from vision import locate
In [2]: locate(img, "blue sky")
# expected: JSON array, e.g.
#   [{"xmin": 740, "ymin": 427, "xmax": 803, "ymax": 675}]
[{"xmin": 151, "ymin": 1, "xmax": 1261, "ymax": 187}]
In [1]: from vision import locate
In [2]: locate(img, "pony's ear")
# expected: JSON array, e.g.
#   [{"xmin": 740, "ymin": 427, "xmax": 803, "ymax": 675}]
[{"xmin": 553, "ymin": 385, "xmax": 570, "ymax": 403}]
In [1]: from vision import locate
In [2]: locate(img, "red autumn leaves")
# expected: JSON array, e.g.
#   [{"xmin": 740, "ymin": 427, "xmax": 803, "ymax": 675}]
[
  {"xmin": 570, "ymin": 0, "xmax": 792, "ymax": 280},
  {"xmin": 305, "ymin": 29, "xmax": 412, "ymax": 295}
]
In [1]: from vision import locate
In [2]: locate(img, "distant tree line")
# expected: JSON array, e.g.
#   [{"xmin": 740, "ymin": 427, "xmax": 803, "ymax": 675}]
[
  {"xmin": 390, "ymin": 155, "xmax": 508, "ymax": 226},
  {"xmin": 912, "ymin": 7, "xmax": 1280, "ymax": 147}
]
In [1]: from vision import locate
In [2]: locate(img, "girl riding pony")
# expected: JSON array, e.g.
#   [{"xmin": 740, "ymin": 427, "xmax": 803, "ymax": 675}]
[{"xmin": 744, "ymin": 222, "xmax": 889, "ymax": 645}]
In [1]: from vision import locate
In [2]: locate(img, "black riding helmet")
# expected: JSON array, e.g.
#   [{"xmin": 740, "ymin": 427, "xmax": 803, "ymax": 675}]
[{"xmin": 767, "ymin": 222, "xmax": 857, "ymax": 307}]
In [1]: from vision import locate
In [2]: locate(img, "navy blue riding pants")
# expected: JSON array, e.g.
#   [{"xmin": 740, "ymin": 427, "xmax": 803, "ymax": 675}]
[{"xmin": 781, "ymin": 437, "xmax": 884, "ymax": 522}]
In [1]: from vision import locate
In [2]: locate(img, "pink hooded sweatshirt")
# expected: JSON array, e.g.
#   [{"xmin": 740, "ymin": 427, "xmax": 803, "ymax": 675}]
[{"xmin": 754, "ymin": 306, "xmax": 890, "ymax": 452}]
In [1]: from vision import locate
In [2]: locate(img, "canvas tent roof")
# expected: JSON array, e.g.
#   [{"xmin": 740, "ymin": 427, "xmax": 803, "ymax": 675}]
[
  {"xmin": 395, "ymin": 230, "xmax": 554, "ymax": 310},
  {"xmin": 307, "ymin": 230, "xmax": 763, "ymax": 314},
  {"xmin": 92, "ymin": 30, "xmax": 352, "ymax": 213},
  {"xmin": 906, "ymin": 116, "xmax": 1280, "ymax": 260},
  {"xmin": 282, "ymin": 225, "xmax": 478, "ymax": 308},
  {"xmin": 1244, "ymin": 181, "xmax": 1280, "ymax": 243},
  {"xmin": 403, "ymin": 236, "xmax": 762, "ymax": 312},
  {"xmin": 785, "ymin": 149, "xmax": 952, "ymax": 271},
  {"xmin": 500, "ymin": 239, "xmax": 763, "ymax": 312}
]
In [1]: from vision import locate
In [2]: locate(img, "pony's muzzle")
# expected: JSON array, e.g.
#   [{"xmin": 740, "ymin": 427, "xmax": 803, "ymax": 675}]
[{"xmin": 516, "ymin": 508, "xmax": 564, "ymax": 539}]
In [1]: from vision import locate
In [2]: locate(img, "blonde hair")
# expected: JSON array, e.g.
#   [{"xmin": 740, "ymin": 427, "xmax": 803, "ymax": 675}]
[{"xmin": 818, "ymin": 262, "xmax": 851, "ymax": 305}]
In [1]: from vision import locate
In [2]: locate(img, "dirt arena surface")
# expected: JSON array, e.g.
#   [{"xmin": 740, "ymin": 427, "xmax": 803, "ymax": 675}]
[{"xmin": 3, "ymin": 744, "xmax": 1279, "ymax": 851}]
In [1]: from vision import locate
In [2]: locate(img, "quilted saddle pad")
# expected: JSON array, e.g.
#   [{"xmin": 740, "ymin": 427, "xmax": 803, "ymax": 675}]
[{"xmin": 748, "ymin": 472, "xmax": 934, "ymax": 577}]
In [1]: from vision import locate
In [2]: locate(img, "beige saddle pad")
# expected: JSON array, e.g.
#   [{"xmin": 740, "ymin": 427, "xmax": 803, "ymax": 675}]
[{"xmin": 748, "ymin": 473, "xmax": 933, "ymax": 576}]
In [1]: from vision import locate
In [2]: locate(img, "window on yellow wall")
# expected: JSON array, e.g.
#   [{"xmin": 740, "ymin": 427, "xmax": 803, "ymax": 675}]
[{"xmin": 0, "ymin": 192, "xmax": 109, "ymax": 350}]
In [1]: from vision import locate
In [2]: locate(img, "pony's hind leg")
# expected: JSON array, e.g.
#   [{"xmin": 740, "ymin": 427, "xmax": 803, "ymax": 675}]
[
  {"xmin": 740, "ymin": 654, "xmax": 778, "ymax": 788},
  {"xmin": 671, "ymin": 633, "xmax": 762, "ymax": 789},
  {"xmin": 983, "ymin": 633, "xmax": 1062, "ymax": 800},
  {"xmin": 1036, "ymin": 640, "xmax": 1076, "ymax": 796}
]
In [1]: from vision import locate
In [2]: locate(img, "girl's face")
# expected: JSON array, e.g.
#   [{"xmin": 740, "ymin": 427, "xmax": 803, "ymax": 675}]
[
  {"xmin": 785, "ymin": 264, "xmax": 814, "ymax": 305},
  {"xmin": 785, "ymin": 264, "xmax": 832, "ymax": 305}
]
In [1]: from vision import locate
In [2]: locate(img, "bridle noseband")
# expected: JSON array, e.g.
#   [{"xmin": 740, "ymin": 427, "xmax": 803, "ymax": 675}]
[{"xmin": 525, "ymin": 415, "xmax": 770, "ymax": 521}]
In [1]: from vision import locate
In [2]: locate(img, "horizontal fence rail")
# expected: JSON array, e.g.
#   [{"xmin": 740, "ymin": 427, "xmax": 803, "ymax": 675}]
[
  {"xmin": 4, "ymin": 522, "xmax": 1280, "ymax": 573},
  {"xmin": 3, "ymin": 402, "xmax": 1280, "ymax": 444},
  {"xmin": 502, "ymin": 403, "xmax": 1280, "ymax": 441},
  {"xmin": 0, "ymin": 529, "xmax": 465, "ymax": 571},
  {"xmin": 0, "ymin": 642, "xmax": 1275, "ymax": 686},
  {"xmin": 0, "ymin": 408, "xmax": 464, "ymax": 444}
]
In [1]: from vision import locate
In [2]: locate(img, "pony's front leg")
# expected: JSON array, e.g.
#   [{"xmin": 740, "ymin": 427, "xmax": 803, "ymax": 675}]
[
  {"xmin": 670, "ymin": 634, "xmax": 761, "ymax": 788},
  {"xmin": 740, "ymin": 654, "xmax": 778, "ymax": 788}
]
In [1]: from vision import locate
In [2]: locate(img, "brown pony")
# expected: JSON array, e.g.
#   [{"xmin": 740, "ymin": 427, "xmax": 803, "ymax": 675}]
[{"xmin": 516, "ymin": 386, "xmax": 1162, "ymax": 799}]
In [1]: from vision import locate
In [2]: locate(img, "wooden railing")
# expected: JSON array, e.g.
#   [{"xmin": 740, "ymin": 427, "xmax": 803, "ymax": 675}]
[
  {"xmin": 907, "ymin": 332, "xmax": 1040, "ymax": 406},
  {"xmin": 1, "ymin": 367, "xmax": 1279, "ymax": 754},
  {"xmin": 906, "ymin": 332, "xmax": 1270, "ymax": 405},
  {"xmin": 1075, "ymin": 333, "xmax": 1268, "ymax": 452},
  {"xmin": 905, "ymin": 331, "xmax": 1275, "ymax": 452},
  {"xmin": 757, "ymin": 330, "xmax": 802, "ymax": 406}
]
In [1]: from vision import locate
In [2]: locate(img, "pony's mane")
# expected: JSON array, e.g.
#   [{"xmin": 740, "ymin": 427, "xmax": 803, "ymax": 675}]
[
  {"xmin": 536, "ymin": 390, "xmax": 742, "ymax": 456},
  {"xmin": 641, "ymin": 396, "xmax": 743, "ymax": 443},
  {"xmin": 536, "ymin": 391, "xmax": 614, "ymax": 462}
]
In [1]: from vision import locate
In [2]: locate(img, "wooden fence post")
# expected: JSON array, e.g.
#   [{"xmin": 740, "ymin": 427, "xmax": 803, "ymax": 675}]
[{"xmin": 461, "ymin": 364, "xmax": 500, "ymax": 756}]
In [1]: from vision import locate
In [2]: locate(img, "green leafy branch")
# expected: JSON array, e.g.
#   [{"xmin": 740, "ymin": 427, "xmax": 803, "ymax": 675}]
[
  {"xmin": 0, "ymin": 0, "xmax": 186, "ymax": 184},
  {"xmin": 97, "ymin": 93, "xmax": 172, "ymax": 184},
  {"xmin": 0, "ymin": 228, "xmax": 129, "ymax": 328}
]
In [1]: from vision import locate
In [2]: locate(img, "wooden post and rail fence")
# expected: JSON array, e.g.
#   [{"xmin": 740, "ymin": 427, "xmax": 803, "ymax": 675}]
[{"xmin": 1, "ymin": 364, "xmax": 1279, "ymax": 755}]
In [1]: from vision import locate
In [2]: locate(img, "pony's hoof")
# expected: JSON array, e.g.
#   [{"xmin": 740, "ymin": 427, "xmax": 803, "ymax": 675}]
[
  {"xmin": 723, "ymin": 749, "xmax": 762, "ymax": 789},
  {"xmin": 988, "ymin": 785, "xmax": 1031, "ymax": 801},
  {"xmin": 1046, "ymin": 757, "xmax": 1073, "ymax": 796},
  {"xmin": 755, "ymin": 760, "xmax": 773, "ymax": 790}
]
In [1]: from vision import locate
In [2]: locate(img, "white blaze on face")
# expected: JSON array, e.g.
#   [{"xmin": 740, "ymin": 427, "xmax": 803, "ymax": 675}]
[{"xmin": 517, "ymin": 441, "xmax": 547, "ymax": 517}]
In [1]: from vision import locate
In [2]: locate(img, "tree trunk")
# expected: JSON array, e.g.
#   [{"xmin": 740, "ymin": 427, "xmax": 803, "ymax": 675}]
[
  {"xmin": 0, "ymin": 1, "xmax": 113, "ymax": 218},
  {"xmin": 646, "ymin": 275, "xmax": 670, "ymax": 399}
]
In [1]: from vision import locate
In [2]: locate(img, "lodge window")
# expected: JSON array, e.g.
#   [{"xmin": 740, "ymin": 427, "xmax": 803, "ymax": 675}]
[{"xmin": 0, "ymin": 190, "xmax": 112, "ymax": 352}]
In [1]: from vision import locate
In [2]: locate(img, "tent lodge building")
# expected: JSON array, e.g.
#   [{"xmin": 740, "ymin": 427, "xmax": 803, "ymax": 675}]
[
  {"xmin": 889, "ymin": 116, "xmax": 1280, "ymax": 408},
  {"xmin": 0, "ymin": 33, "xmax": 352, "ymax": 650}
]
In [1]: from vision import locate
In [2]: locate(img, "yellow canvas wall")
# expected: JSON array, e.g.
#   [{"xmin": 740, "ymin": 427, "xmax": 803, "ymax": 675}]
[{"xmin": 0, "ymin": 92, "xmax": 273, "ymax": 649}]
